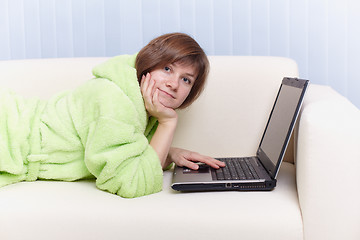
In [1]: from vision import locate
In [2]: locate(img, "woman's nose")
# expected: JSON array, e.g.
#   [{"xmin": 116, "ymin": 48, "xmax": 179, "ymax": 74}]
[{"xmin": 166, "ymin": 76, "xmax": 179, "ymax": 89}]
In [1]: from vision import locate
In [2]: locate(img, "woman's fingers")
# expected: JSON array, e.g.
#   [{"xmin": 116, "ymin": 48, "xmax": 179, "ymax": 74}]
[
  {"xmin": 187, "ymin": 152, "xmax": 225, "ymax": 169},
  {"xmin": 171, "ymin": 148, "xmax": 225, "ymax": 170},
  {"xmin": 141, "ymin": 73, "xmax": 156, "ymax": 108}
]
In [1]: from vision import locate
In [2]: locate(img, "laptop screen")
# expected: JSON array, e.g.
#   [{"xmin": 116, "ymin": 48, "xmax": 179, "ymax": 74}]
[{"xmin": 257, "ymin": 78, "xmax": 308, "ymax": 179}]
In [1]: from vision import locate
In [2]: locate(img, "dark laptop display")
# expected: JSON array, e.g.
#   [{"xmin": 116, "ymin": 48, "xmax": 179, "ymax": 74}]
[
  {"xmin": 171, "ymin": 77, "xmax": 309, "ymax": 192},
  {"xmin": 259, "ymin": 79, "xmax": 308, "ymax": 179}
]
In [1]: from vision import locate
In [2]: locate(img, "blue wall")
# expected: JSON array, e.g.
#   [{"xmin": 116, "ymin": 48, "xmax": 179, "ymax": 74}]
[{"xmin": 0, "ymin": 0, "xmax": 359, "ymax": 108}]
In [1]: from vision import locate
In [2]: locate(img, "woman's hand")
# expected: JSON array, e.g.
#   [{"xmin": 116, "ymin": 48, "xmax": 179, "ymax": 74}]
[
  {"xmin": 140, "ymin": 73, "xmax": 177, "ymax": 124},
  {"xmin": 167, "ymin": 147, "xmax": 226, "ymax": 170}
]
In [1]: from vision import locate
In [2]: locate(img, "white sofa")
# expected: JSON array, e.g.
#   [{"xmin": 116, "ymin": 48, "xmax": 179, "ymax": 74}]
[{"xmin": 0, "ymin": 56, "xmax": 359, "ymax": 240}]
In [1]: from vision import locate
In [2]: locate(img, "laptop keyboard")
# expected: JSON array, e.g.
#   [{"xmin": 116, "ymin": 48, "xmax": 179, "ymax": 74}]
[{"xmin": 213, "ymin": 158, "xmax": 260, "ymax": 180}]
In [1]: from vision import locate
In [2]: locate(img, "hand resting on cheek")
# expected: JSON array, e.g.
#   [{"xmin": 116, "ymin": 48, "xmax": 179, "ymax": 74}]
[{"xmin": 140, "ymin": 72, "xmax": 178, "ymax": 124}]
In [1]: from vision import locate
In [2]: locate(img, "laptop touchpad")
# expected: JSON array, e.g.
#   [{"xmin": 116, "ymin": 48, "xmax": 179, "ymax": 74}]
[{"xmin": 183, "ymin": 164, "xmax": 210, "ymax": 174}]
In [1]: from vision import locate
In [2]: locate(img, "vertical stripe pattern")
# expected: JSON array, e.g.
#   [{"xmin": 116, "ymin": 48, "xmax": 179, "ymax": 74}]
[{"xmin": 0, "ymin": 0, "xmax": 359, "ymax": 108}]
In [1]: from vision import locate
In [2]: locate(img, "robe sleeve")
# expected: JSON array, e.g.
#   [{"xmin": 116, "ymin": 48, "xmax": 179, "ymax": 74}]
[
  {"xmin": 84, "ymin": 117, "xmax": 163, "ymax": 198},
  {"xmin": 69, "ymin": 78, "xmax": 163, "ymax": 198}
]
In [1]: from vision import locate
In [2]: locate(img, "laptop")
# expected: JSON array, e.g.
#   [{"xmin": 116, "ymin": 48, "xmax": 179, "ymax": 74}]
[{"xmin": 171, "ymin": 77, "xmax": 309, "ymax": 192}]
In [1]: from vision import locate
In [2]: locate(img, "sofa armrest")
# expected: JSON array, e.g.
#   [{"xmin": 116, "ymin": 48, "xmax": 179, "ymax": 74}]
[{"xmin": 296, "ymin": 84, "xmax": 360, "ymax": 240}]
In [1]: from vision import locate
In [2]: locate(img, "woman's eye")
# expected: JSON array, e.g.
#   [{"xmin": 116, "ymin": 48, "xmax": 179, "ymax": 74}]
[
  {"xmin": 164, "ymin": 66, "xmax": 171, "ymax": 72},
  {"xmin": 183, "ymin": 77, "xmax": 191, "ymax": 84}
]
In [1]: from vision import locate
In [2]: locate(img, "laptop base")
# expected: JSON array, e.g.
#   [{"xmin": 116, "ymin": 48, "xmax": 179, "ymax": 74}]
[{"xmin": 172, "ymin": 179, "xmax": 276, "ymax": 192}]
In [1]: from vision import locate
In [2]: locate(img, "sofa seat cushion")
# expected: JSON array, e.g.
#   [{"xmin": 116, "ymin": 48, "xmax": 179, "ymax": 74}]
[{"xmin": 0, "ymin": 162, "xmax": 302, "ymax": 240}]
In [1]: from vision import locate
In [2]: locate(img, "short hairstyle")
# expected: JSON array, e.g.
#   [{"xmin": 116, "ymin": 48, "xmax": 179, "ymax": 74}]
[{"xmin": 135, "ymin": 32, "xmax": 209, "ymax": 109}]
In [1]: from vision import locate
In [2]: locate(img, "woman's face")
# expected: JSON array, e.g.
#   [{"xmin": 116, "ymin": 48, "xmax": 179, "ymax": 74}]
[{"xmin": 149, "ymin": 63, "xmax": 197, "ymax": 109}]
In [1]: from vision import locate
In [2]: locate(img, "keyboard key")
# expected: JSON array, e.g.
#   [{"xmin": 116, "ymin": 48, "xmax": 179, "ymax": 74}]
[
  {"xmin": 233, "ymin": 160, "xmax": 247, "ymax": 180},
  {"xmin": 239, "ymin": 159, "xmax": 254, "ymax": 179},
  {"xmin": 215, "ymin": 168, "xmax": 225, "ymax": 180},
  {"xmin": 222, "ymin": 165, "xmax": 232, "ymax": 180},
  {"xmin": 245, "ymin": 158, "xmax": 259, "ymax": 179},
  {"xmin": 227, "ymin": 161, "xmax": 239, "ymax": 180}
]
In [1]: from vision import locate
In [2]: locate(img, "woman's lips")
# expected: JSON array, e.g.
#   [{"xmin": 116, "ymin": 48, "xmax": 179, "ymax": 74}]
[{"xmin": 159, "ymin": 89, "xmax": 175, "ymax": 99}]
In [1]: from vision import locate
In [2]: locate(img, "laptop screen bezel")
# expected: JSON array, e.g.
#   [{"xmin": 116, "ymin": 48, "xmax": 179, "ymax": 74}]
[{"xmin": 257, "ymin": 77, "xmax": 309, "ymax": 179}]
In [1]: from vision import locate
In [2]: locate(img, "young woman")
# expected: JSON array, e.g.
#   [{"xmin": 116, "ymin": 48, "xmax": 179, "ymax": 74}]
[
  {"xmin": 137, "ymin": 33, "xmax": 224, "ymax": 172},
  {"xmin": 0, "ymin": 33, "xmax": 224, "ymax": 198}
]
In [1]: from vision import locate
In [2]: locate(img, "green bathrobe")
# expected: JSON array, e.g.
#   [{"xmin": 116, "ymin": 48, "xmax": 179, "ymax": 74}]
[{"xmin": 0, "ymin": 54, "xmax": 164, "ymax": 198}]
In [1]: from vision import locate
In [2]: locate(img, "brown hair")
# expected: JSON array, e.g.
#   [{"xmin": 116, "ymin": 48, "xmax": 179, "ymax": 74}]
[{"xmin": 135, "ymin": 32, "xmax": 209, "ymax": 109}]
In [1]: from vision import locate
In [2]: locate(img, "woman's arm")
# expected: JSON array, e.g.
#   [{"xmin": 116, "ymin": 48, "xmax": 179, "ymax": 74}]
[
  {"xmin": 141, "ymin": 73, "xmax": 178, "ymax": 168},
  {"xmin": 150, "ymin": 120, "xmax": 177, "ymax": 169}
]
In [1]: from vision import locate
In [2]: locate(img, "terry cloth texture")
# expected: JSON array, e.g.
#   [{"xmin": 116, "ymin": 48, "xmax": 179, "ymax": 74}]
[{"xmin": 0, "ymin": 54, "xmax": 163, "ymax": 198}]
